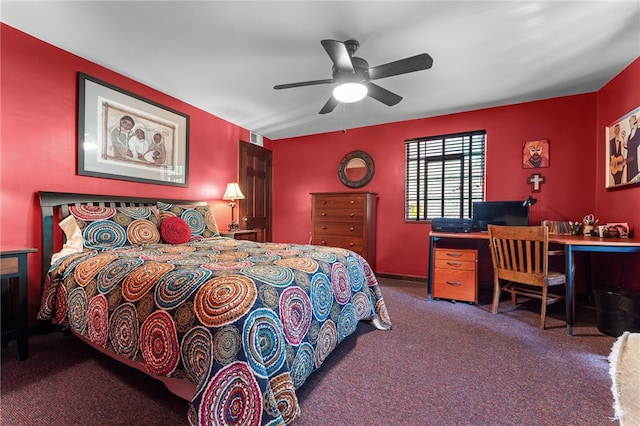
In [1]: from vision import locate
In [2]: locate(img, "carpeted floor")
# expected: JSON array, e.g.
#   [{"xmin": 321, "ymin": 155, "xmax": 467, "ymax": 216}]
[{"xmin": 1, "ymin": 278, "xmax": 617, "ymax": 425}]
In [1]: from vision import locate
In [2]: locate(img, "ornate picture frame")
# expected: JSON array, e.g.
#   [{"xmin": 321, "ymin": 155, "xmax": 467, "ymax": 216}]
[
  {"xmin": 606, "ymin": 106, "xmax": 640, "ymax": 190},
  {"xmin": 78, "ymin": 73, "xmax": 189, "ymax": 187}
]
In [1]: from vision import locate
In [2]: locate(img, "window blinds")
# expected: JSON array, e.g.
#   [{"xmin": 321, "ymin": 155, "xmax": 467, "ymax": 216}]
[{"xmin": 405, "ymin": 130, "xmax": 486, "ymax": 221}]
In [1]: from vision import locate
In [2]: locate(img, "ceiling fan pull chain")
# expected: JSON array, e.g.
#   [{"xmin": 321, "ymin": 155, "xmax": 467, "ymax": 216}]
[{"xmin": 342, "ymin": 103, "xmax": 347, "ymax": 133}]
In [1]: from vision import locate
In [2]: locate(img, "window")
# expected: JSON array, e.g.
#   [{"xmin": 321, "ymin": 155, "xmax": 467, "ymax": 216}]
[{"xmin": 405, "ymin": 130, "xmax": 486, "ymax": 221}]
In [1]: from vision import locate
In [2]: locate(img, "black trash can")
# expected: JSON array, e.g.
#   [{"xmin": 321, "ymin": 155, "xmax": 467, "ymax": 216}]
[{"xmin": 594, "ymin": 286, "xmax": 640, "ymax": 337}]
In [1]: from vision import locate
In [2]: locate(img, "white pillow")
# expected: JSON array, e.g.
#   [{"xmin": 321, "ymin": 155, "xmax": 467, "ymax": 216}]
[{"xmin": 50, "ymin": 215, "xmax": 85, "ymax": 264}]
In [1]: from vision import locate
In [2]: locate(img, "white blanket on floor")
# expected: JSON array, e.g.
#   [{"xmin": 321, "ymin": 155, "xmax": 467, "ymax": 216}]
[{"xmin": 609, "ymin": 332, "xmax": 640, "ymax": 426}]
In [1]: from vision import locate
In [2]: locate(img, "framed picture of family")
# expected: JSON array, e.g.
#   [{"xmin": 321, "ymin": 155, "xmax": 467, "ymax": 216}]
[
  {"xmin": 77, "ymin": 73, "xmax": 190, "ymax": 187},
  {"xmin": 606, "ymin": 106, "xmax": 640, "ymax": 190}
]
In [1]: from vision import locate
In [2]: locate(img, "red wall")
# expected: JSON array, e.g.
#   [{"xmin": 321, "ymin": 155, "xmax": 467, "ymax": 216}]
[
  {"xmin": 0, "ymin": 24, "xmax": 272, "ymax": 320},
  {"xmin": 271, "ymin": 60, "xmax": 640, "ymax": 289},
  {"xmin": 2, "ymin": 24, "xmax": 638, "ymax": 324},
  {"xmin": 592, "ymin": 58, "xmax": 640, "ymax": 287}
]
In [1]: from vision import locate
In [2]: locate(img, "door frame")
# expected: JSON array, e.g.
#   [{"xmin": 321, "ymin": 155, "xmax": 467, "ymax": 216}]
[{"xmin": 238, "ymin": 141, "xmax": 272, "ymax": 241}]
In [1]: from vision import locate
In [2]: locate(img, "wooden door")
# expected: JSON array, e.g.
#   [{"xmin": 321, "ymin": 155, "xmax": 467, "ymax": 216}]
[{"xmin": 238, "ymin": 141, "xmax": 272, "ymax": 242}]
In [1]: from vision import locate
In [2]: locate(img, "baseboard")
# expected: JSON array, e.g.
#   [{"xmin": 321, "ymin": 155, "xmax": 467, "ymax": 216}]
[{"xmin": 375, "ymin": 272, "xmax": 427, "ymax": 283}]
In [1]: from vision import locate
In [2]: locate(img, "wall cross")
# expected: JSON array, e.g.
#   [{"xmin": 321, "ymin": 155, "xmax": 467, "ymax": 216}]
[{"xmin": 528, "ymin": 173, "xmax": 545, "ymax": 192}]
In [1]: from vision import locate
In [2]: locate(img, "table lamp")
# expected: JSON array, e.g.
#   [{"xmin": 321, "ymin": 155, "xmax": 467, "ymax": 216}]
[{"xmin": 222, "ymin": 183, "xmax": 245, "ymax": 231}]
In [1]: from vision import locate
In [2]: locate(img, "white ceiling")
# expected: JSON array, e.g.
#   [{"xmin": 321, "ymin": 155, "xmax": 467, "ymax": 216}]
[{"xmin": 2, "ymin": 1, "xmax": 639, "ymax": 140}]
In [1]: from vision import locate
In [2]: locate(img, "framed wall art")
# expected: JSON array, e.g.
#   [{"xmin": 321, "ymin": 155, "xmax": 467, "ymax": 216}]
[
  {"xmin": 606, "ymin": 106, "xmax": 640, "ymax": 190},
  {"xmin": 522, "ymin": 139, "xmax": 549, "ymax": 168},
  {"xmin": 78, "ymin": 73, "xmax": 190, "ymax": 187}
]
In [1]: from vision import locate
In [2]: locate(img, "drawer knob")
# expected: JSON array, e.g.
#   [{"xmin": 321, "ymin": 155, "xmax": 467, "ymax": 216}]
[
  {"xmin": 349, "ymin": 200, "xmax": 355, "ymax": 204},
  {"xmin": 321, "ymin": 200, "xmax": 326, "ymax": 204},
  {"xmin": 446, "ymin": 281, "xmax": 463, "ymax": 286},
  {"xmin": 349, "ymin": 242, "xmax": 354, "ymax": 247},
  {"xmin": 349, "ymin": 213, "xmax": 354, "ymax": 217},
  {"xmin": 321, "ymin": 226, "xmax": 327, "ymax": 230},
  {"xmin": 446, "ymin": 261, "xmax": 463, "ymax": 267},
  {"xmin": 321, "ymin": 240, "xmax": 327, "ymax": 245},
  {"xmin": 321, "ymin": 213, "xmax": 326, "ymax": 216},
  {"xmin": 349, "ymin": 227, "xmax": 354, "ymax": 231}
]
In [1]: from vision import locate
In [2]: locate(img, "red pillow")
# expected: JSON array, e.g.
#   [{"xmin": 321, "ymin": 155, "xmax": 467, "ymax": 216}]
[{"xmin": 160, "ymin": 216, "xmax": 191, "ymax": 244}]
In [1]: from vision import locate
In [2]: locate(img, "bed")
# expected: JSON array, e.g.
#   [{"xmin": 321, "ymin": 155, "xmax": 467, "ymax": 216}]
[{"xmin": 37, "ymin": 191, "xmax": 392, "ymax": 425}]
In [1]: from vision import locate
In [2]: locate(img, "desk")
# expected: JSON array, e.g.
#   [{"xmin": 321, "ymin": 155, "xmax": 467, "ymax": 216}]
[
  {"xmin": 1, "ymin": 247, "xmax": 37, "ymax": 360},
  {"xmin": 428, "ymin": 231, "xmax": 640, "ymax": 336}
]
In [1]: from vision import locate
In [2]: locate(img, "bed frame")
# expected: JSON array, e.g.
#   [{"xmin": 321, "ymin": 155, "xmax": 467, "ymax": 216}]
[
  {"xmin": 39, "ymin": 191, "xmax": 208, "ymax": 284},
  {"xmin": 38, "ymin": 191, "xmax": 208, "ymax": 400}
]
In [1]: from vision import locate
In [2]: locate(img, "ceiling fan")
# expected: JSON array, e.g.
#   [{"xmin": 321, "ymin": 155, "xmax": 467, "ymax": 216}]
[{"xmin": 274, "ymin": 39, "xmax": 433, "ymax": 114}]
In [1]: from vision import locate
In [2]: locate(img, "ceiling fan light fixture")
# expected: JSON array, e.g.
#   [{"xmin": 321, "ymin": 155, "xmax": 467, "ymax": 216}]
[{"xmin": 333, "ymin": 82, "xmax": 367, "ymax": 103}]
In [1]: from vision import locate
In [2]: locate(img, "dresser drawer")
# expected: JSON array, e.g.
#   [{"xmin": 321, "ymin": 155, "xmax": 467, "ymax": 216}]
[
  {"xmin": 313, "ymin": 195, "xmax": 365, "ymax": 209},
  {"xmin": 313, "ymin": 207, "xmax": 365, "ymax": 222},
  {"xmin": 313, "ymin": 222, "xmax": 364, "ymax": 236},
  {"xmin": 433, "ymin": 268, "xmax": 477, "ymax": 302},
  {"xmin": 313, "ymin": 236, "xmax": 364, "ymax": 255}
]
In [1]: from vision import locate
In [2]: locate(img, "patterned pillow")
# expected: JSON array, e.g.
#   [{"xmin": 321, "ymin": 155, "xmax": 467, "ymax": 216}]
[
  {"xmin": 69, "ymin": 205, "xmax": 161, "ymax": 250},
  {"xmin": 156, "ymin": 201, "xmax": 220, "ymax": 239}
]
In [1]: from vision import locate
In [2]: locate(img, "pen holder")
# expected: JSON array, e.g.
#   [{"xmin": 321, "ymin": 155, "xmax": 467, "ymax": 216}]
[
  {"xmin": 583, "ymin": 225, "xmax": 594, "ymax": 236},
  {"xmin": 569, "ymin": 222, "xmax": 581, "ymax": 235}
]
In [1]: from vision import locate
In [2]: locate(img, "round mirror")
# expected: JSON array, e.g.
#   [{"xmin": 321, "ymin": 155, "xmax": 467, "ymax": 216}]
[{"xmin": 338, "ymin": 150, "xmax": 374, "ymax": 188}]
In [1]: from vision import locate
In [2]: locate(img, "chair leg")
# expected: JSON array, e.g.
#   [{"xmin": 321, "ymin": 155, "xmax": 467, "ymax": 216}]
[
  {"xmin": 540, "ymin": 285, "xmax": 548, "ymax": 330},
  {"xmin": 491, "ymin": 277, "xmax": 501, "ymax": 314}
]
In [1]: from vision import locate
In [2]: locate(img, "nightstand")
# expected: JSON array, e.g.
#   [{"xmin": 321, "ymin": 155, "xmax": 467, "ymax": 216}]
[
  {"xmin": 219, "ymin": 230, "xmax": 258, "ymax": 241},
  {"xmin": 1, "ymin": 247, "xmax": 37, "ymax": 360}
]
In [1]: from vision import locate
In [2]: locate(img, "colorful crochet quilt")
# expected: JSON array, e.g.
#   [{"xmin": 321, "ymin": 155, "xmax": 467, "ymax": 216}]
[{"xmin": 38, "ymin": 237, "xmax": 392, "ymax": 425}]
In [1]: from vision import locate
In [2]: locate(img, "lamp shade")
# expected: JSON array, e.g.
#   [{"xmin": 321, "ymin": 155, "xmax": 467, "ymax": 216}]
[
  {"xmin": 223, "ymin": 183, "xmax": 245, "ymax": 200},
  {"xmin": 333, "ymin": 82, "xmax": 368, "ymax": 103}
]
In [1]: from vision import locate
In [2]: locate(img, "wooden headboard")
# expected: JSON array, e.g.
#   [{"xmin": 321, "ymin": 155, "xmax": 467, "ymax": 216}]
[{"xmin": 38, "ymin": 191, "xmax": 208, "ymax": 284}]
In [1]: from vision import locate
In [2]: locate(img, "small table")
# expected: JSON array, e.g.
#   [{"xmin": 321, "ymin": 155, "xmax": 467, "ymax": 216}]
[
  {"xmin": 220, "ymin": 230, "xmax": 258, "ymax": 241},
  {"xmin": 1, "ymin": 247, "xmax": 37, "ymax": 360}
]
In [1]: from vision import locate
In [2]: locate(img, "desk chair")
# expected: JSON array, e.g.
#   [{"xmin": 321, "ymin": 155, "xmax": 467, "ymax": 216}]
[{"xmin": 487, "ymin": 225, "xmax": 566, "ymax": 329}]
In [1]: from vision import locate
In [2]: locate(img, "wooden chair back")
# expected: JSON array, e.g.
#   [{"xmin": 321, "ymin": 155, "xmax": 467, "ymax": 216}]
[{"xmin": 487, "ymin": 225, "xmax": 549, "ymax": 287}]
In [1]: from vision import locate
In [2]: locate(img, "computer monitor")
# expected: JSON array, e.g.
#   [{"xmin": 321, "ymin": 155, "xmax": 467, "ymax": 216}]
[{"xmin": 472, "ymin": 201, "xmax": 529, "ymax": 231}]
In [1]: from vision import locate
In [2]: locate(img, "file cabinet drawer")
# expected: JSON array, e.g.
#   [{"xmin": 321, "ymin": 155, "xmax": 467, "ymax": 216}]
[{"xmin": 433, "ymin": 248, "xmax": 477, "ymax": 303}]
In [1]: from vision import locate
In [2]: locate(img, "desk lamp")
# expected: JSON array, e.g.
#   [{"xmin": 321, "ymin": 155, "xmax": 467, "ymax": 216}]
[{"xmin": 222, "ymin": 183, "xmax": 245, "ymax": 231}]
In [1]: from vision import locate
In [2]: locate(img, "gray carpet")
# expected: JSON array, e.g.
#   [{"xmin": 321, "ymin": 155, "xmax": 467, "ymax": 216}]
[{"xmin": 1, "ymin": 278, "xmax": 617, "ymax": 425}]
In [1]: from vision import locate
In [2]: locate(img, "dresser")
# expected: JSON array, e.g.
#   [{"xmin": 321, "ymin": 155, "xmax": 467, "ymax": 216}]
[
  {"xmin": 311, "ymin": 192, "xmax": 377, "ymax": 270},
  {"xmin": 432, "ymin": 247, "xmax": 478, "ymax": 303}
]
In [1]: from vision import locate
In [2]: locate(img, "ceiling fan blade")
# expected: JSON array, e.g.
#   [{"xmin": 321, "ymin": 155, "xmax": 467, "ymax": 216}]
[
  {"xmin": 274, "ymin": 78, "xmax": 334, "ymax": 90},
  {"xmin": 319, "ymin": 96, "xmax": 339, "ymax": 114},
  {"xmin": 364, "ymin": 82, "xmax": 402, "ymax": 106},
  {"xmin": 368, "ymin": 53, "xmax": 433, "ymax": 80},
  {"xmin": 321, "ymin": 39, "xmax": 354, "ymax": 73}
]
